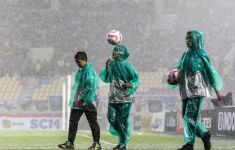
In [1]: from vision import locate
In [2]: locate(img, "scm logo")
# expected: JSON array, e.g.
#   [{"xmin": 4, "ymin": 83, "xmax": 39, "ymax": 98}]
[{"xmin": 30, "ymin": 118, "xmax": 61, "ymax": 129}]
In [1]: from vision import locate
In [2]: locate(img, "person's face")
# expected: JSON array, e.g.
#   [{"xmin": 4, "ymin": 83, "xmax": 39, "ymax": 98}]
[
  {"xmin": 75, "ymin": 59, "xmax": 86, "ymax": 68},
  {"xmin": 113, "ymin": 49, "xmax": 118, "ymax": 58},
  {"xmin": 186, "ymin": 35, "xmax": 193, "ymax": 48}
]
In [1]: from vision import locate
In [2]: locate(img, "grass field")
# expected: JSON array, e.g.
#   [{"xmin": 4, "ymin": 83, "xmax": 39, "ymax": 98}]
[{"xmin": 0, "ymin": 131, "xmax": 235, "ymax": 150}]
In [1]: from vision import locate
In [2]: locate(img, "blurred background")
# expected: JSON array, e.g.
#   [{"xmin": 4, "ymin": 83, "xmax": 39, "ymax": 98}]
[{"xmin": 0, "ymin": 0, "xmax": 235, "ymax": 149}]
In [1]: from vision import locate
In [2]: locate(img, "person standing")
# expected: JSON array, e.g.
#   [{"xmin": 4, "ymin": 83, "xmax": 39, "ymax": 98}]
[
  {"xmin": 99, "ymin": 45, "xmax": 140, "ymax": 150},
  {"xmin": 168, "ymin": 31, "xmax": 223, "ymax": 150},
  {"xmin": 58, "ymin": 51, "xmax": 101, "ymax": 150}
]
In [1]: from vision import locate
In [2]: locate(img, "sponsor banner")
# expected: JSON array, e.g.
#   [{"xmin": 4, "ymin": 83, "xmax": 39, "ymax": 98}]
[
  {"xmin": 165, "ymin": 112, "xmax": 177, "ymax": 132},
  {"xmin": 200, "ymin": 109, "xmax": 217, "ymax": 135},
  {"xmin": 164, "ymin": 107, "xmax": 235, "ymax": 136},
  {"xmin": 0, "ymin": 116, "xmax": 62, "ymax": 130},
  {"xmin": 151, "ymin": 112, "xmax": 165, "ymax": 132},
  {"xmin": 217, "ymin": 107, "xmax": 235, "ymax": 136}
]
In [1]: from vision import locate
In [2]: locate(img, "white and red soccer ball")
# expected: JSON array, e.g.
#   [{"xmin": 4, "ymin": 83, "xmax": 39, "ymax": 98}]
[
  {"xmin": 168, "ymin": 68, "xmax": 180, "ymax": 82},
  {"xmin": 107, "ymin": 30, "xmax": 122, "ymax": 45}
]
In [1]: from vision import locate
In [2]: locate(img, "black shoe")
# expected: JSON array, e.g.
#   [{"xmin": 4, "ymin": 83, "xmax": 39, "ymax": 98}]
[
  {"xmin": 88, "ymin": 142, "xmax": 102, "ymax": 150},
  {"xmin": 177, "ymin": 143, "xmax": 193, "ymax": 150},
  {"xmin": 113, "ymin": 144, "xmax": 126, "ymax": 150},
  {"xmin": 202, "ymin": 131, "xmax": 211, "ymax": 150},
  {"xmin": 113, "ymin": 145, "xmax": 120, "ymax": 150},
  {"xmin": 58, "ymin": 141, "xmax": 74, "ymax": 149}
]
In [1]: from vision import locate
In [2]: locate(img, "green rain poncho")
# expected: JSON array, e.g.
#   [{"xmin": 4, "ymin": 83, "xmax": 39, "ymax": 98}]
[
  {"xmin": 69, "ymin": 63, "xmax": 99, "ymax": 107},
  {"xmin": 99, "ymin": 45, "xmax": 140, "ymax": 103},
  {"xmin": 171, "ymin": 31, "xmax": 223, "ymax": 99},
  {"xmin": 170, "ymin": 31, "xmax": 223, "ymax": 145},
  {"xmin": 99, "ymin": 45, "xmax": 140, "ymax": 146}
]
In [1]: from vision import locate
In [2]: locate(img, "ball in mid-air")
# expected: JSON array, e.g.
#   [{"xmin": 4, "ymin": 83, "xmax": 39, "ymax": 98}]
[{"xmin": 107, "ymin": 30, "xmax": 122, "ymax": 45}]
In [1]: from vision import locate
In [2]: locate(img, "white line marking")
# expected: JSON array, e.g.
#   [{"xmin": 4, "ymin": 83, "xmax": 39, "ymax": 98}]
[{"xmin": 79, "ymin": 134, "xmax": 114, "ymax": 145}]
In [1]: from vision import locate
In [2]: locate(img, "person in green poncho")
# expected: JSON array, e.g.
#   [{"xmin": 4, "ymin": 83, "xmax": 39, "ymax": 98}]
[
  {"xmin": 168, "ymin": 31, "xmax": 223, "ymax": 150},
  {"xmin": 58, "ymin": 51, "xmax": 101, "ymax": 150},
  {"xmin": 100, "ymin": 45, "xmax": 140, "ymax": 150}
]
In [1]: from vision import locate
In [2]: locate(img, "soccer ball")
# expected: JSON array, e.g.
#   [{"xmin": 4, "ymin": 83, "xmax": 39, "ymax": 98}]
[
  {"xmin": 168, "ymin": 68, "xmax": 180, "ymax": 83},
  {"xmin": 107, "ymin": 30, "xmax": 122, "ymax": 45}
]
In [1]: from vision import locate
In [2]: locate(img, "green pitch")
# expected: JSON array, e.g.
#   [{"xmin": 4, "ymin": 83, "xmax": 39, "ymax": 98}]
[{"xmin": 0, "ymin": 131, "xmax": 234, "ymax": 150}]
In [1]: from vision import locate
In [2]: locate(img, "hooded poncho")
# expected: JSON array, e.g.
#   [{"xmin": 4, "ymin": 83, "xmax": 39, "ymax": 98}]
[
  {"xmin": 171, "ymin": 31, "xmax": 223, "ymax": 99},
  {"xmin": 69, "ymin": 63, "xmax": 99, "ymax": 106},
  {"xmin": 99, "ymin": 45, "xmax": 140, "ymax": 103}
]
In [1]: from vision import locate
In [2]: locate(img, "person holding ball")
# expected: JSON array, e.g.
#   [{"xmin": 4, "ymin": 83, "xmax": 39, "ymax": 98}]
[{"xmin": 168, "ymin": 31, "xmax": 223, "ymax": 150}]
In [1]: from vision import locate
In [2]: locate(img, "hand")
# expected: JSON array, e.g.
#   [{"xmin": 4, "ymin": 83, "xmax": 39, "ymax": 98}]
[
  {"xmin": 167, "ymin": 78, "xmax": 171, "ymax": 84},
  {"xmin": 106, "ymin": 59, "xmax": 112, "ymax": 69},
  {"xmin": 122, "ymin": 83, "xmax": 131, "ymax": 89},
  {"xmin": 167, "ymin": 78, "xmax": 178, "ymax": 85},
  {"xmin": 73, "ymin": 100, "xmax": 79, "ymax": 107},
  {"xmin": 216, "ymin": 91, "xmax": 223, "ymax": 101},
  {"xmin": 73, "ymin": 99, "xmax": 84, "ymax": 107}
]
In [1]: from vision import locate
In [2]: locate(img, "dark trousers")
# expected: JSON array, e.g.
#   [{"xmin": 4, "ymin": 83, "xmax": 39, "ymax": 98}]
[{"xmin": 68, "ymin": 105, "xmax": 100, "ymax": 144}]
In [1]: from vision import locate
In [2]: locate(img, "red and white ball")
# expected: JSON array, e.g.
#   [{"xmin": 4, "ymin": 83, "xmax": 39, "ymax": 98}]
[
  {"xmin": 107, "ymin": 30, "xmax": 122, "ymax": 45},
  {"xmin": 168, "ymin": 68, "xmax": 180, "ymax": 82}
]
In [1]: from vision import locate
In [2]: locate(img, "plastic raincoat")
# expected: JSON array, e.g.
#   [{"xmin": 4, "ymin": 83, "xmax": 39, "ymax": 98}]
[
  {"xmin": 169, "ymin": 31, "xmax": 223, "ymax": 144},
  {"xmin": 69, "ymin": 63, "xmax": 99, "ymax": 107},
  {"xmin": 99, "ymin": 45, "xmax": 140, "ymax": 146},
  {"xmin": 177, "ymin": 31, "xmax": 223, "ymax": 99},
  {"xmin": 100, "ymin": 45, "xmax": 140, "ymax": 102}
]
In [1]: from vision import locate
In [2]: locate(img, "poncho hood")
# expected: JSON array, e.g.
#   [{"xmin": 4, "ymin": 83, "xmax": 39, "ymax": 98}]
[
  {"xmin": 186, "ymin": 30, "xmax": 204, "ymax": 50},
  {"xmin": 112, "ymin": 45, "xmax": 130, "ymax": 61}
]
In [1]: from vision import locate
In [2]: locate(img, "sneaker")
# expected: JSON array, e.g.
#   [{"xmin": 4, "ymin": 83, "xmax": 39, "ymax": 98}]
[
  {"xmin": 113, "ymin": 145, "xmax": 120, "ymax": 150},
  {"xmin": 58, "ymin": 141, "xmax": 74, "ymax": 150},
  {"xmin": 202, "ymin": 131, "xmax": 211, "ymax": 150},
  {"xmin": 113, "ymin": 144, "xmax": 126, "ymax": 150},
  {"xmin": 176, "ymin": 143, "xmax": 193, "ymax": 150},
  {"xmin": 88, "ymin": 142, "xmax": 102, "ymax": 150}
]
